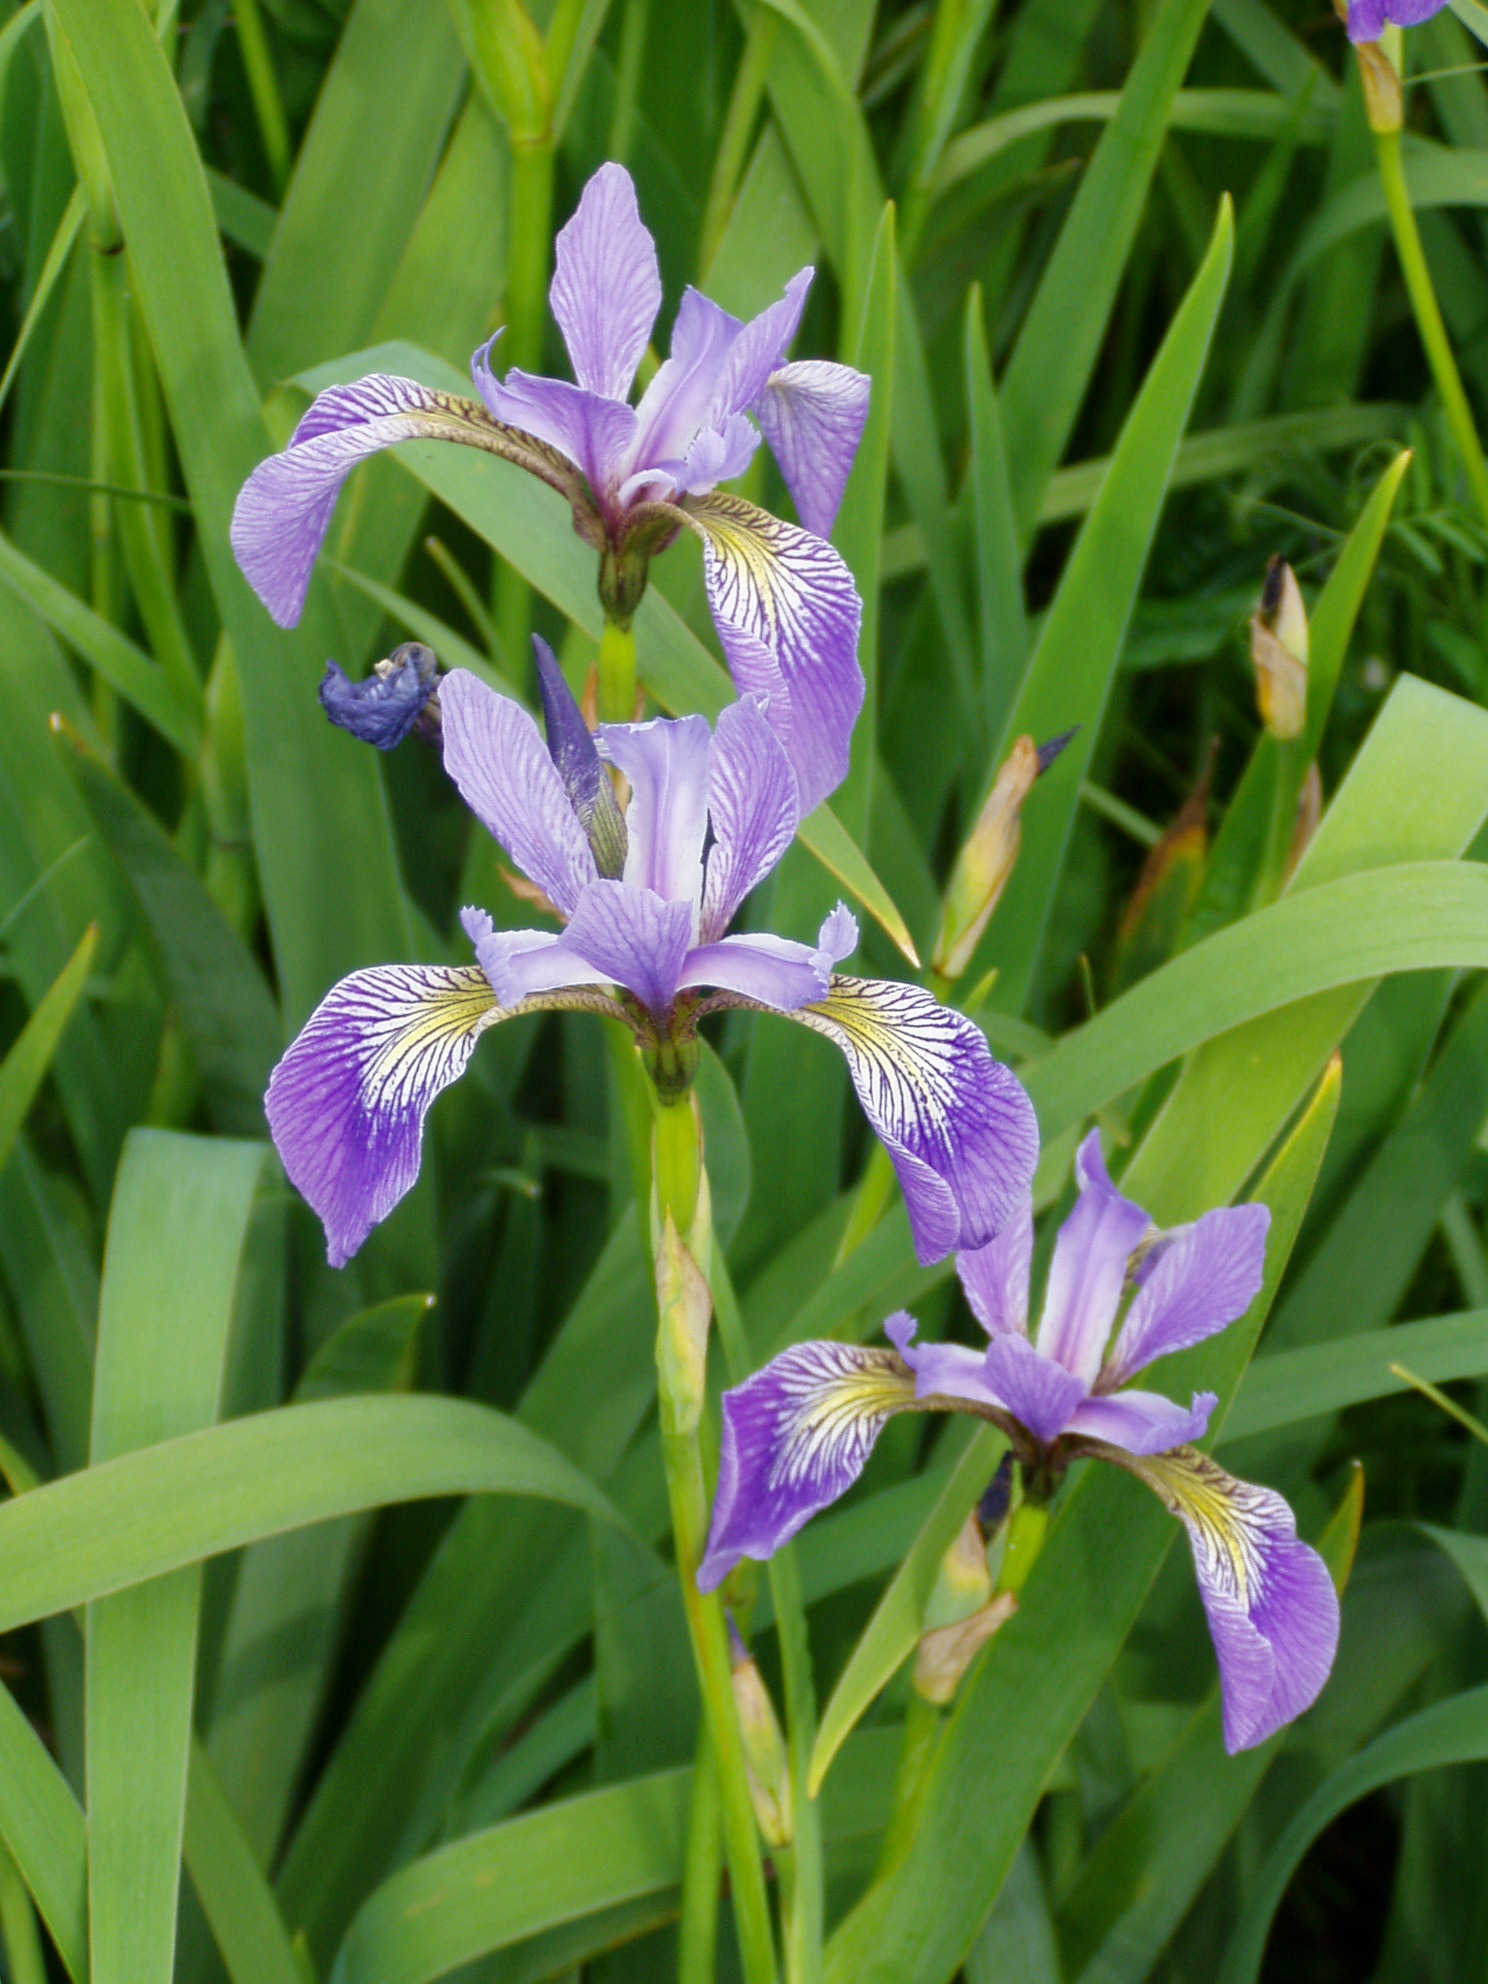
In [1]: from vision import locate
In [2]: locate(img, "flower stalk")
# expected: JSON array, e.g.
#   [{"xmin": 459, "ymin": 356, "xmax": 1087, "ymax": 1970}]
[{"xmin": 598, "ymin": 615, "xmax": 639, "ymax": 726}]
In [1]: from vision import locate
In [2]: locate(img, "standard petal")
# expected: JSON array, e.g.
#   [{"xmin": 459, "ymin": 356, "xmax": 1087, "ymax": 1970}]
[
  {"xmin": 886, "ymin": 1311, "xmax": 1006, "ymax": 1410},
  {"xmin": 757, "ymin": 359, "xmax": 871, "ymax": 538},
  {"xmin": 1106, "ymin": 1202, "xmax": 1271, "ymax": 1387},
  {"xmin": 440, "ymin": 670, "xmax": 597, "ymax": 916},
  {"xmin": 563, "ymin": 879, "xmax": 695, "ymax": 1018},
  {"xmin": 957, "ymin": 1195, "xmax": 1033, "ymax": 1338},
  {"xmin": 231, "ymin": 375, "xmax": 575, "ymax": 628},
  {"xmin": 463, "ymin": 909, "xmax": 611, "ymax": 1007},
  {"xmin": 700, "ymin": 695, "xmax": 799, "ymax": 939},
  {"xmin": 697, "ymin": 1339, "xmax": 917, "ymax": 1590},
  {"xmin": 1120, "ymin": 1446, "xmax": 1341, "ymax": 1753},
  {"xmin": 688, "ymin": 490, "xmax": 864, "ymax": 812},
  {"xmin": 706, "ymin": 270, "xmax": 814, "ymax": 425},
  {"xmin": 265, "ymin": 963, "xmax": 498, "ymax": 1268},
  {"xmin": 1065, "ymin": 1386, "xmax": 1216, "ymax": 1456},
  {"xmin": 472, "ymin": 347, "xmax": 637, "ymax": 499},
  {"xmin": 1036, "ymin": 1130, "xmax": 1150, "ymax": 1386},
  {"xmin": 548, "ymin": 163, "xmax": 661, "ymax": 400},
  {"xmin": 630, "ymin": 287, "xmax": 743, "ymax": 472},
  {"xmin": 531, "ymin": 636, "xmax": 627, "ymax": 879},
  {"xmin": 599, "ymin": 714, "xmax": 713, "ymax": 909},
  {"xmin": 679, "ymin": 931, "xmax": 830, "ymax": 1009},
  {"xmin": 981, "ymin": 1333, "xmax": 1088, "ymax": 1444},
  {"xmin": 790, "ymin": 976, "xmax": 1040, "ymax": 1266}
]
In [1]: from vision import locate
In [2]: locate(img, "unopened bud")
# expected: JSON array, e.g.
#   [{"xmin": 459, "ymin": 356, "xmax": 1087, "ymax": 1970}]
[
  {"xmin": 1250, "ymin": 556, "xmax": 1308, "ymax": 741},
  {"xmin": 654, "ymin": 1212, "xmax": 711, "ymax": 1437},
  {"xmin": 932, "ymin": 736, "xmax": 1041, "ymax": 980},
  {"xmin": 912, "ymin": 1592, "xmax": 1017, "ymax": 1704},
  {"xmin": 728, "ymin": 1618, "xmax": 793, "ymax": 1847},
  {"xmin": 1357, "ymin": 33, "xmax": 1402, "ymax": 133}
]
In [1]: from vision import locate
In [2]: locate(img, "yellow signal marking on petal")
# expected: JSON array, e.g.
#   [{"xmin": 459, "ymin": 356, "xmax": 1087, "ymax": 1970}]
[
  {"xmin": 772, "ymin": 1347, "xmax": 917, "ymax": 1491},
  {"xmin": 1128, "ymin": 1446, "xmax": 1268, "ymax": 1605},
  {"xmin": 800, "ymin": 978, "xmax": 961, "ymax": 1141},
  {"xmin": 360, "ymin": 968, "xmax": 499, "ymax": 1111}
]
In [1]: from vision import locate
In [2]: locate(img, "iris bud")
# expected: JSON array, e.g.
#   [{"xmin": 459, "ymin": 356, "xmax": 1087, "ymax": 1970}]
[
  {"xmin": 912, "ymin": 1510, "xmax": 1017, "ymax": 1705},
  {"xmin": 727, "ymin": 1618, "xmax": 794, "ymax": 1848},
  {"xmin": 654, "ymin": 1210, "xmax": 711, "ymax": 1438},
  {"xmin": 1250, "ymin": 556, "xmax": 1309, "ymax": 741},
  {"xmin": 932, "ymin": 733, "xmax": 1073, "ymax": 981}
]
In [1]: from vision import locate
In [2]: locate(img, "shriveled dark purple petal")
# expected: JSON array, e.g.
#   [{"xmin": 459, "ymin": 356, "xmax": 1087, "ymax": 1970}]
[
  {"xmin": 599, "ymin": 715, "xmax": 712, "ymax": 908},
  {"xmin": 887, "ymin": 1311, "xmax": 1005, "ymax": 1409},
  {"xmin": 1121, "ymin": 1447, "xmax": 1340, "ymax": 1753},
  {"xmin": 700, "ymin": 695, "xmax": 799, "ymax": 941},
  {"xmin": 679, "ymin": 931, "xmax": 829, "ymax": 1010},
  {"xmin": 957, "ymin": 1196, "xmax": 1033, "ymax": 1338},
  {"xmin": 531, "ymin": 636, "xmax": 627, "ymax": 879},
  {"xmin": 689, "ymin": 490, "xmax": 864, "ymax": 812},
  {"xmin": 1066, "ymin": 1386, "xmax": 1216, "ymax": 1456},
  {"xmin": 630, "ymin": 288, "xmax": 743, "ymax": 472},
  {"xmin": 440, "ymin": 670, "xmax": 597, "ymax": 917},
  {"xmin": 319, "ymin": 646, "xmax": 437, "ymax": 750},
  {"xmin": 265, "ymin": 963, "xmax": 497, "ymax": 1267},
  {"xmin": 1105, "ymin": 1202, "xmax": 1270, "ymax": 1387},
  {"xmin": 1036, "ymin": 1130, "xmax": 1150, "ymax": 1386},
  {"xmin": 549, "ymin": 162, "xmax": 661, "ymax": 400},
  {"xmin": 463, "ymin": 908, "xmax": 609, "ymax": 1007},
  {"xmin": 791, "ymin": 977, "xmax": 1040, "ymax": 1266},
  {"xmin": 981, "ymin": 1333, "xmax": 1087, "ymax": 1443},
  {"xmin": 472, "ymin": 347, "xmax": 637, "ymax": 498},
  {"xmin": 698, "ymin": 1338, "xmax": 916, "ymax": 1590},
  {"xmin": 563, "ymin": 879, "xmax": 695, "ymax": 1019},
  {"xmin": 757, "ymin": 359, "xmax": 871, "ymax": 538},
  {"xmin": 705, "ymin": 269, "xmax": 813, "ymax": 425}
]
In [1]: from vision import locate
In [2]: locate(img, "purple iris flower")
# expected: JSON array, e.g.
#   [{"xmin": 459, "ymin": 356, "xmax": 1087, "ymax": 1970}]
[
  {"xmin": 700, "ymin": 1131, "xmax": 1340, "ymax": 1754},
  {"xmin": 266, "ymin": 643, "xmax": 1038, "ymax": 1271},
  {"xmin": 1346, "ymin": 0, "xmax": 1447, "ymax": 39},
  {"xmin": 231, "ymin": 162, "xmax": 871, "ymax": 813}
]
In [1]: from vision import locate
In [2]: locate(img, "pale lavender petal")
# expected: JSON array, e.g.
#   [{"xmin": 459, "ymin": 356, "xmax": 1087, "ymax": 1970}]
[
  {"xmin": 673, "ymin": 413, "xmax": 762, "ymax": 497},
  {"xmin": 531, "ymin": 636, "xmax": 627, "ymax": 879},
  {"xmin": 791, "ymin": 977, "xmax": 1040, "ymax": 1266},
  {"xmin": 472, "ymin": 347, "xmax": 636, "ymax": 498},
  {"xmin": 1124, "ymin": 1448, "xmax": 1341, "ymax": 1753},
  {"xmin": 981, "ymin": 1333, "xmax": 1087, "ymax": 1443},
  {"xmin": 700, "ymin": 695, "xmax": 798, "ymax": 940},
  {"xmin": 707, "ymin": 269, "xmax": 813, "ymax": 424},
  {"xmin": 679, "ymin": 931, "xmax": 830, "ymax": 1009},
  {"xmin": 1106, "ymin": 1203, "xmax": 1270, "ymax": 1386},
  {"xmin": 689, "ymin": 491, "xmax": 864, "ymax": 811},
  {"xmin": 440, "ymin": 670, "xmax": 597, "ymax": 917},
  {"xmin": 818, "ymin": 902, "xmax": 858, "ymax": 963},
  {"xmin": 563, "ymin": 879, "xmax": 694, "ymax": 1018},
  {"xmin": 886, "ymin": 1311, "xmax": 1005, "ymax": 1409},
  {"xmin": 599, "ymin": 714, "xmax": 712, "ymax": 909},
  {"xmin": 757, "ymin": 359, "xmax": 871, "ymax": 538},
  {"xmin": 1346, "ymin": 0, "xmax": 1388, "ymax": 32},
  {"xmin": 463, "ymin": 908, "xmax": 609, "ymax": 1007},
  {"xmin": 1066, "ymin": 1386, "xmax": 1216, "ymax": 1456},
  {"xmin": 265, "ymin": 963, "xmax": 497, "ymax": 1268},
  {"xmin": 957, "ymin": 1195, "xmax": 1033, "ymax": 1338},
  {"xmin": 549, "ymin": 162, "xmax": 661, "ymax": 400},
  {"xmin": 1036, "ymin": 1130, "xmax": 1150, "ymax": 1386},
  {"xmin": 630, "ymin": 287, "xmax": 742, "ymax": 471},
  {"xmin": 698, "ymin": 1338, "xmax": 916, "ymax": 1589}
]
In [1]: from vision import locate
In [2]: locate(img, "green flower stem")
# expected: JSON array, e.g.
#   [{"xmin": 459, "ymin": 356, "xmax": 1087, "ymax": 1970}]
[
  {"xmin": 873, "ymin": 1691, "xmax": 941, "ymax": 1881},
  {"xmin": 678, "ymin": 1730, "xmax": 722, "ymax": 1984},
  {"xmin": 996, "ymin": 1486, "xmax": 1049, "ymax": 1595},
  {"xmin": 599, "ymin": 615, "xmax": 638, "ymax": 724},
  {"xmin": 1375, "ymin": 125, "xmax": 1488, "ymax": 531}
]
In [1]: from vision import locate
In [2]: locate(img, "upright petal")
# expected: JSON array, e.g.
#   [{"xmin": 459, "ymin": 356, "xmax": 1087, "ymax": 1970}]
[
  {"xmin": 630, "ymin": 287, "xmax": 743, "ymax": 472},
  {"xmin": 957, "ymin": 1196, "xmax": 1033, "ymax": 1338},
  {"xmin": 600, "ymin": 715, "xmax": 713, "ymax": 909},
  {"xmin": 531, "ymin": 636, "xmax": 627, "ymax": 879},
  {"xmin": 679, "ymin": 931, "xmax": 830, "ymax": 1010},
  {"xmin": 563, "ymin": 879, "xmax": 695, "ymax": 1019},
  {"xmin": 265, "ymin": 964, "xmax": 499, "ymax": 1268},
  {"xmin": 700, "ymin": 695, "xmax": 799, "ymax": 940},
  {"xmin": 1065, "ymin": 1386, "xmax": 1216, "ymax": 1456},
  {"xmin": 440, "ymin": 670, "xmax": 597, "ymax": 917},
  {"xmin": 698, "ymin": 1339, "xmax": 917, "ymax": 1589},
  {"xmin": 757, "ymin": 360, "xmax": 871, "ymax": 538},
  {"xmin": 1106, "ymin": 1203, "xmax": 1271, "ymax": 1387},
  {"xmin": 672, "ymin": 413, "xmax": 762, "ymax": 498},
  {"xmin": 981, "ymin": 1333, "xmax": 1088, "ymax": 1444},
  {"xmin": 549, "ymin": 162, "xmax": 661, "ymax": 400},
  {"xmin": 1036, "ymin": 1130, "xmax": 1150, "ymax": 1386},
  {"xmin": 687, "ymin": 491, "xmax": 864, "ymax": 812},
  {"xmin": 473, "ymin": 347, "xmax": 637, "ymax": 499},
  {"xmin": 790, "ymin": 977, "xmax": 1040, "ymax": 1266},
  {"xmin": 705, "ymin": 270, "xmax": 813, "ymax": 424},
  {"xmin": 1115, "ymin": 1446, "xmax": 1340, "ymax": 1753},
  {"xmin": 232, "ymin": 375, "xmax": 576, "ymax": 628}
]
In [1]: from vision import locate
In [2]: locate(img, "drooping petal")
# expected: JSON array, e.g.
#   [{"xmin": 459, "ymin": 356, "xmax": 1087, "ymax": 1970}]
[
  {"xmin": 472, "ymin": 346, "xmax": 638, "ymax": 499},
  {"xmin": 231, "ymin": 375, "xmax": 577, "ymax": 628},
  {"xmin": 319, "ymin": 644, "xmax": 438, "ymax": 750},
  {"xmin": 1036, "ymin": 1130, "xmax": 1150, "ymax": 1386},
  {"xmin": 687, "ymin": 490, "xmax": 864, "ymax": 812},
  {"xmin": 1117, "ymin": 1446, "xmax": 1340, "ymax": 1753},
  {"xmin": 705, "ymin": 269, "xmax": 813, "ymax": 425},
  {"xmin": 886, "ymin": 1311, "xmax": 1006, "ymax": 1410},
  {"xmin": 265, "ymin": 964, "xmax": 499, "ymax": 1268},
  {"xmin": 679, "ymin": 931, "xmax": 830, "ymax": 1010},
  {"xmin": 1105, "ymin": 1203, "xmax": 1271, "ymax": 1387},
  {"xmin": 957, "ymin": 1196, "xmax": 1033, "ymax": 1338},
  {"xmin": 563, "ymin": 879, "xmax": 695, "ymax": 1019},
  {"xmin": 463, "ymin": 908, "xmax": 611, "ymax": 1007},
  {"xmin": 440, "ymin": 670, "xmax": 598, "ymax": 917},
  {"xmin": 1065, "ymin": 1386, "xmax": 1216, "ymax": 1456},
  {"xmin": 599, "ymin": 715, "xmax": 713, "ymax": 910},
  {"xmin": 630, "ymin": 287, "xmax": 743, "ymax": 473},
  {"xmin": 757, "ymin": 359, "xmax": 871, "ymax": 538},
  {"xmin": 548, "ymin": 162, "xmax": 662, "ymax": 400},
  {"xmin": 700, "ymin": 696, "xmax": 799, "ymax": 940},
  {"xmin": 981, "ymin": 1333, "xmax": 1088, "ymax": 1444},
  {"xmin": 697, "ymin": 1338, "xmax": 917, "ymax": 1590},
  {"xmin": 531, "ymin": 636, "xmax": 627, "ymax": 879},
  {"xmin": 790, "ymin": 977, "xmax": 1040, "ymax": 1266}
]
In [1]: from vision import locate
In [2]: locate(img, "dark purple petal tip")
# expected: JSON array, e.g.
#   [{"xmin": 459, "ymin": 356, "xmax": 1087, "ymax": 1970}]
[{"xmin": 319, "ymin": 644, "xmax": 438, "ymax": 750}]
